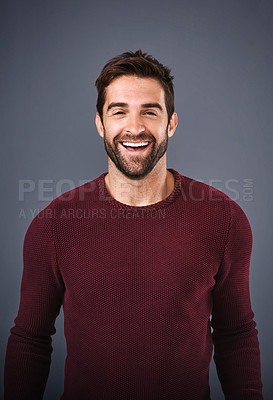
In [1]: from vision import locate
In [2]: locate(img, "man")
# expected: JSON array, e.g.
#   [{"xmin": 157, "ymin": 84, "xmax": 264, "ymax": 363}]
[{"xmin": 4, "ymin": 50, "xmax": 263, "ymax": 399}]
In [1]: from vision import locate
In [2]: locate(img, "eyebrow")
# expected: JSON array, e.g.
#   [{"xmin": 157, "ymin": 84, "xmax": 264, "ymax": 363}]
[
  {"xmin": 141, "ymin": 103, "xmax": 163, "ymax": 111},
  {"xmin": 107, "ymin": 102, "xmax": 128, "ymax": 112},
  {"xmin": 106, "ymin": 102, "xmax": 163, "ymax": 112}
]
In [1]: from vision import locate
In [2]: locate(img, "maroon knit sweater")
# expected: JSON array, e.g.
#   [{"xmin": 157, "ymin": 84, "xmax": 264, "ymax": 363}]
[{"xmin": 4, "ymin": 169, "xmax": 263, "ymax": 400}]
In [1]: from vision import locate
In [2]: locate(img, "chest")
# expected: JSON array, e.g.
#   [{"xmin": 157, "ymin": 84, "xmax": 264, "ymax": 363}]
[{"xmin": 56, "ymin": 212, "xmax": 224, "ymax": 308}]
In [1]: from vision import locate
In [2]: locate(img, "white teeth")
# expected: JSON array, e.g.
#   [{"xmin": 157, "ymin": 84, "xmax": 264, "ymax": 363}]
[{"xmin": 122, "ymin": 142, "xmax": 149, "ymax": 148}]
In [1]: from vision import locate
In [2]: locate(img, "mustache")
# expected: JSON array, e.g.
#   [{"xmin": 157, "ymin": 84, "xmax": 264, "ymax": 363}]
[{"xmin": 114, "ymin": 133, "xmax": 156, "ymax": 143}]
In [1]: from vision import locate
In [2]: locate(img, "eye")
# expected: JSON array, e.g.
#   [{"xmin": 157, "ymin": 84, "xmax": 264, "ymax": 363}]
[
  {"xmin": 113, "ymin": 111, "xmax": 125, "ymax": 115},
  {"xmin": 144, "ymin": 111, "xmax": 157, "ymax": 116}
]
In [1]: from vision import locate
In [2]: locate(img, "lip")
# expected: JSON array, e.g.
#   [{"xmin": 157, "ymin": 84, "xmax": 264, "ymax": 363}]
[{"xmin": 119, "ymin": 141, "xmax": 152, "ymax": 153}]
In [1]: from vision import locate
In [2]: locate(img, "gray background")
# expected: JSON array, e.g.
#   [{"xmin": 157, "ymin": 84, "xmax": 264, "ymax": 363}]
[{"xmin": 1, "ymin": 0, "xmax": 272, "ymax": 398}]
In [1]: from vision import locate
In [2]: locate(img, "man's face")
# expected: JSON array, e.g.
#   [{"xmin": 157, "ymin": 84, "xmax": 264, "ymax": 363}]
[{"xmin": 96, "ymin": 75, "xmax": 176, "ymax": 179}]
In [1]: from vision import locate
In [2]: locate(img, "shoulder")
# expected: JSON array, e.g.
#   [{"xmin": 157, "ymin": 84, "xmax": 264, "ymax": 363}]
[
  {"xmin": 25, "ymin": 173, "xmax": 105, "ymax": 236},
  {"xmin": 177, "ymin": 172, "xmax": 253, "ymax": 260},
  {"xmin": 174, "ymin": 169, "xmax": 252, "ymax": 233},
  {"xmin": 53, "ymin": 173, "xmax": 103, "ymax": 208},
  {"xmin": 179, "ymin": 172, "xmax": 248, "ymax": 213},
  {"xmin": 178, "ymin": 173, "xmax": 230, "ymax": 204}
]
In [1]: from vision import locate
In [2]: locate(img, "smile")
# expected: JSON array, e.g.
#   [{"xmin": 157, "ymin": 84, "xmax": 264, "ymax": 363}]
[{"xmin": 121, "ymin": 141, "xmax": 150, "ymax": 150}]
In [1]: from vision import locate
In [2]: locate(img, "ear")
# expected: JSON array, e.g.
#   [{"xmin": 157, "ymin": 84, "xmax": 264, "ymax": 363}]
[
  {"xmin": 167, "ymin": 112, "xmax": 178, "ymax": 138},
  {"xmin": 95, "ymin": 112, "xmax": 104, "ymax": 138}
]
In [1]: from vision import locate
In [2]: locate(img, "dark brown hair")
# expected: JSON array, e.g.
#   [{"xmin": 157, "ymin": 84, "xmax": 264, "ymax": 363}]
[{"xmin": 95, "ymin": 49, "xmax": 174, "ymax": 123}]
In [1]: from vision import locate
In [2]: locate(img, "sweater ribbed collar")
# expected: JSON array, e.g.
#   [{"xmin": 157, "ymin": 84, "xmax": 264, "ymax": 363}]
[{"xmin": 97, "ymin": 168, "xmax": 183, "ymax": 212}]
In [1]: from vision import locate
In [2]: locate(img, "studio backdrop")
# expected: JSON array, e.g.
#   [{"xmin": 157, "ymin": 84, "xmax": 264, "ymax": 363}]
[{"xmin": 1, "ymin": 0, "xmax": 272, "ymax": 398}]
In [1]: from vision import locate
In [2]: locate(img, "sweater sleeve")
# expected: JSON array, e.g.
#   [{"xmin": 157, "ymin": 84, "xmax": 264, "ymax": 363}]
[
  {"xmin": 211, "ymin": 199, "xmax": 263, "ymax": 399},
  {"xmin": 4, "ymin": 202, "xmax": 64, "ymax": 400}
]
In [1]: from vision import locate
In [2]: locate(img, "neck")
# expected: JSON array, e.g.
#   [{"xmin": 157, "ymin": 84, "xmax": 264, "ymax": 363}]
[{"xmin": 104, "ymin": 159, "xmax": 174, "ymax": 207}]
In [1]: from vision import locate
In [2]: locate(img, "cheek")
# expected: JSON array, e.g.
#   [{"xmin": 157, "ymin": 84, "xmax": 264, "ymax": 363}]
[
  {"xmin": 149, "ymin": 118, "xmax": 168, "ymax": 132},
  {"xmin": 104, "ymin": 120, "xmax": 124, "ymax": 132},
  {"xmin": 103, "ymin": 123, "xmax": 124, "ymax": 142}
]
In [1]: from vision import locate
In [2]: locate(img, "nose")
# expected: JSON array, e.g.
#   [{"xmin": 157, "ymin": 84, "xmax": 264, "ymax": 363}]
[{"xmin": 125, "ymin": 113, "xmax": 145, "ymax": 134}]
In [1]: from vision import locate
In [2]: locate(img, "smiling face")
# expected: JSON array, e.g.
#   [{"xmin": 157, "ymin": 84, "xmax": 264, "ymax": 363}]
[{"xmin": 96, "ymin": 75, "xmax": 177, "ymax": 180}]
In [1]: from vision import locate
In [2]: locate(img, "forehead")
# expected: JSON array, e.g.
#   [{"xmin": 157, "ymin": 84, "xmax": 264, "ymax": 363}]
[{"xmin": 104, "ymin": 75, "xmax": 166, "ymax": 107}]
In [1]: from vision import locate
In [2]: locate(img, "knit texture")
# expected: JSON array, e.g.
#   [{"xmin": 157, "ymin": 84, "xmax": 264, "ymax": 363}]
[{"xmin": 4, "ymin": 169, "xmax": 263, "ymax": 399}]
